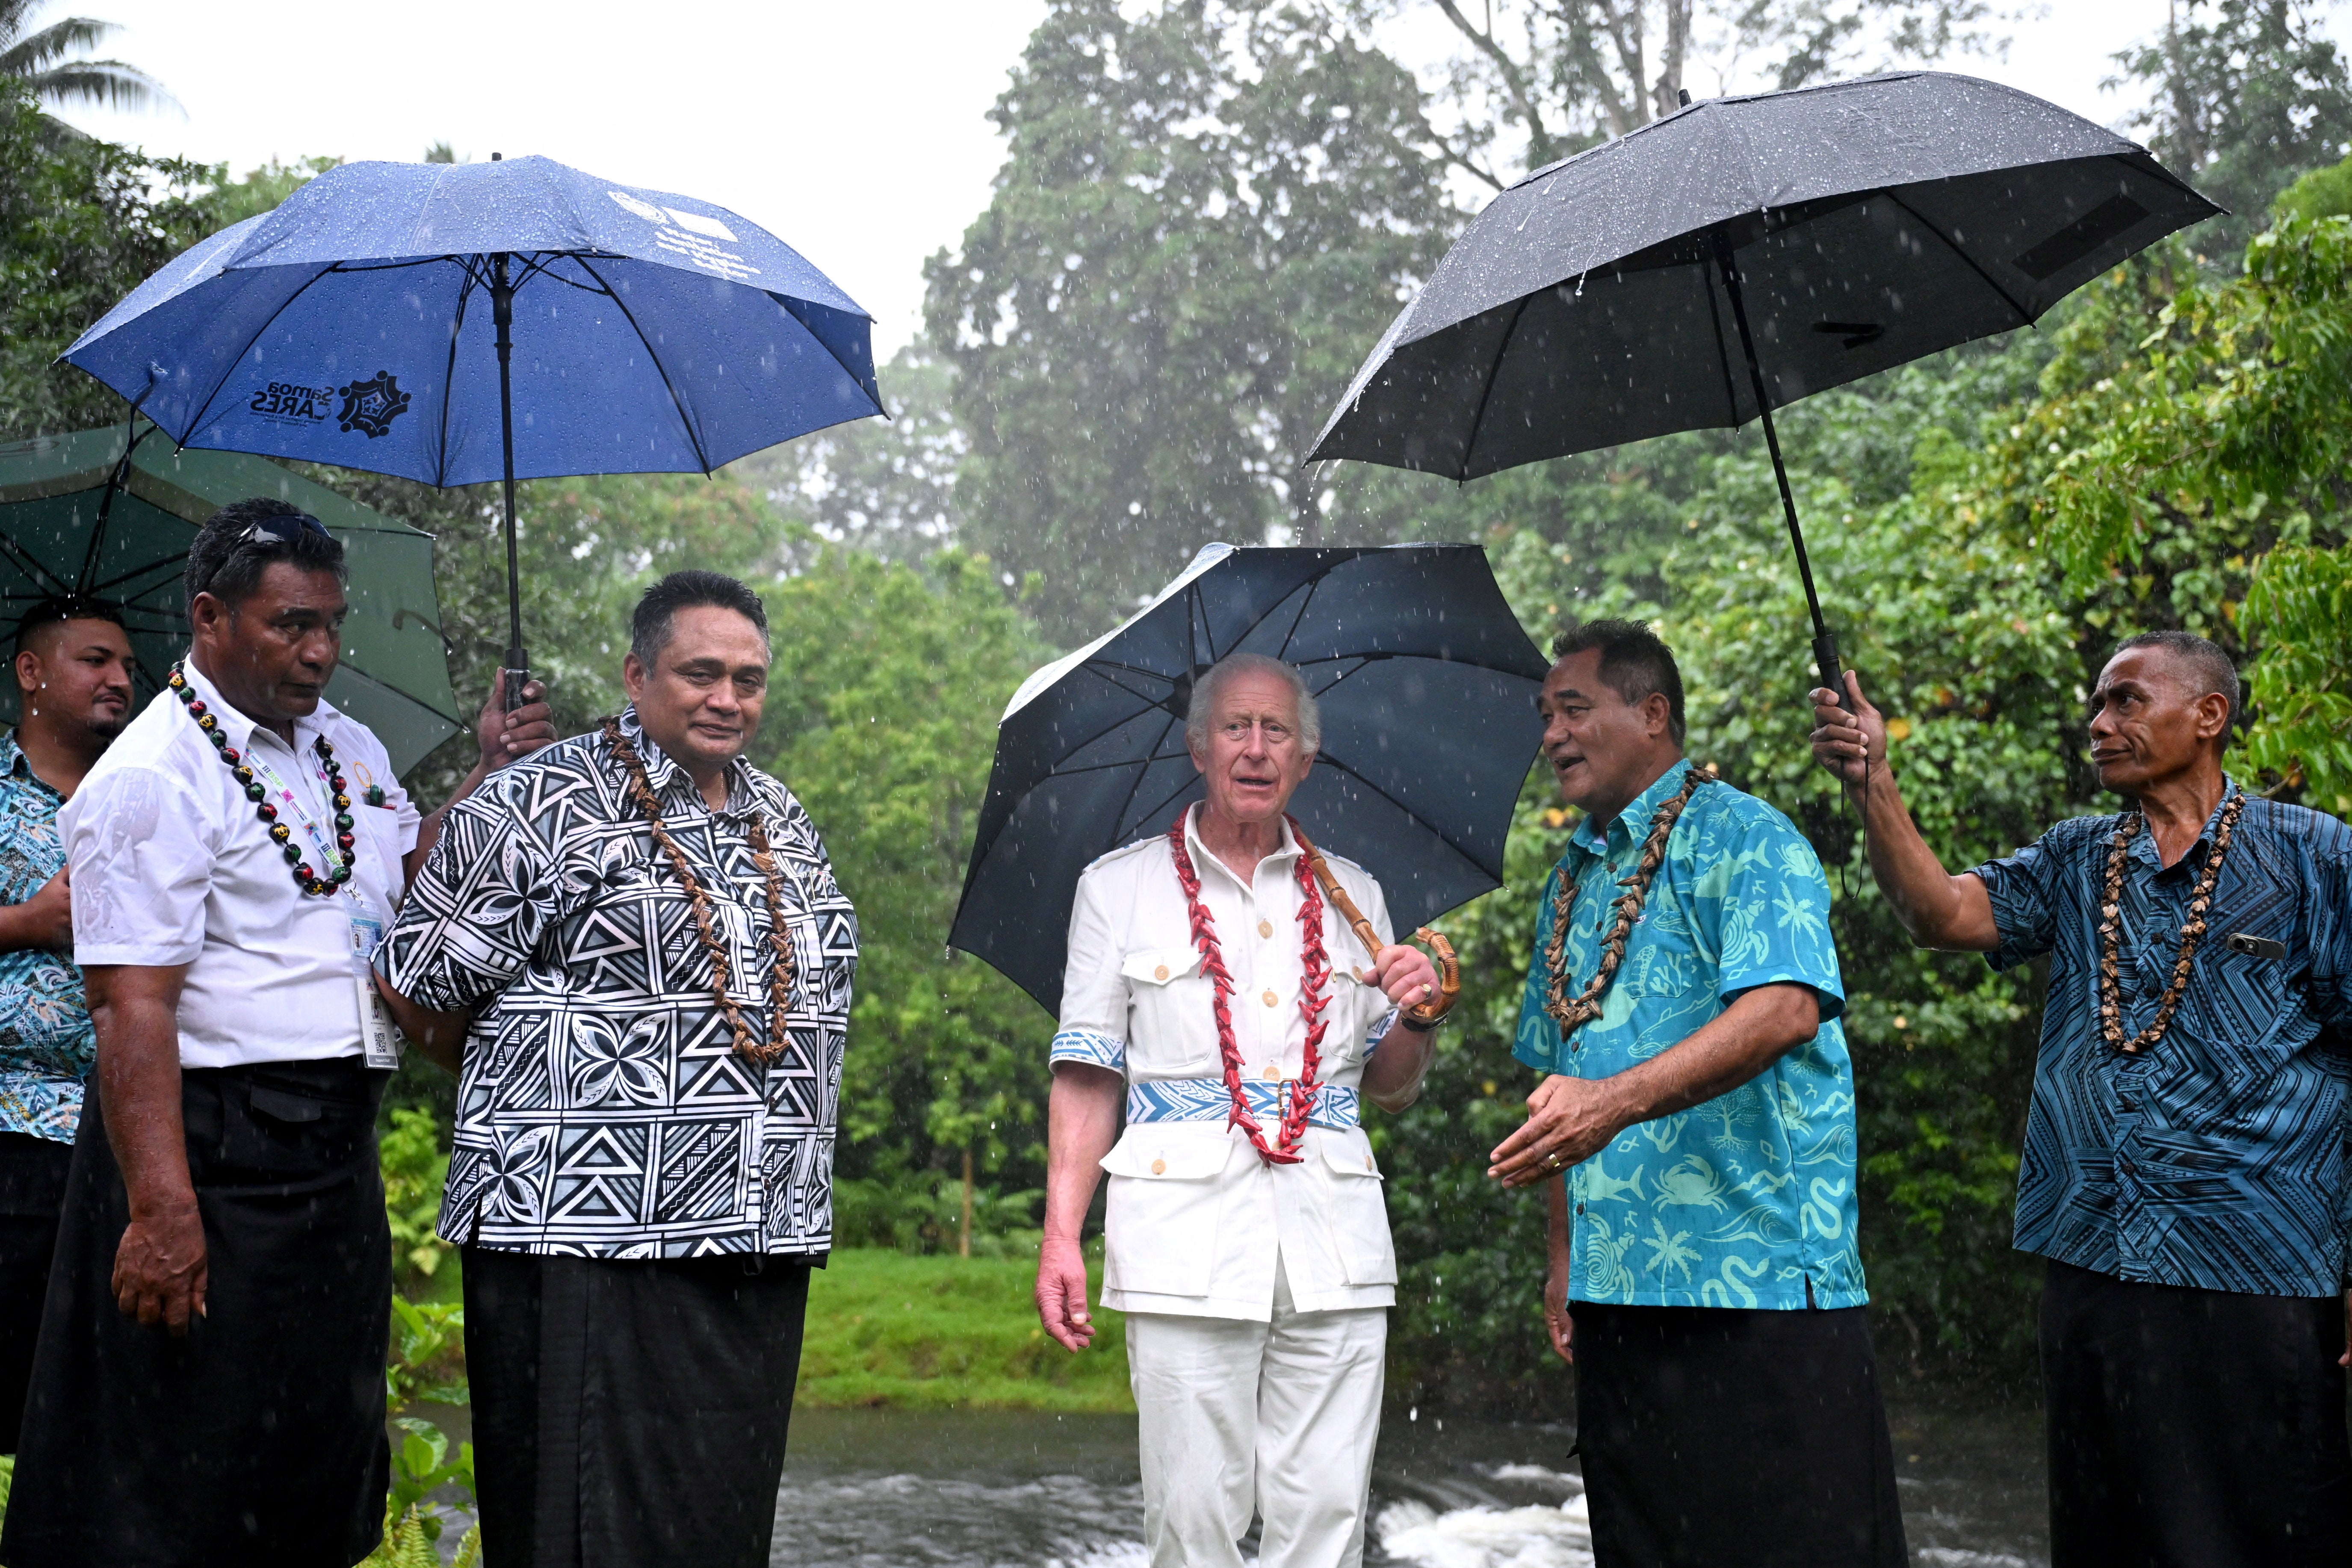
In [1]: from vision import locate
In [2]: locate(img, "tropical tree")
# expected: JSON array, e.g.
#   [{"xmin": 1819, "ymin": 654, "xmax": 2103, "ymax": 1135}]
[
  {"xmin": 1414, "ymin": 0, "xmax": 2002, "ymax": 186},
  {"xmin": 926, "ymin": 0, "xmax": 1453, "ymax": 641},
  {"xmin": 0, "ymin": 0, "xmax": 175, "ymax": 143},
  {"xmin": 2108, "ymin": 0, "xmax": 2352, "ymax": 257}
]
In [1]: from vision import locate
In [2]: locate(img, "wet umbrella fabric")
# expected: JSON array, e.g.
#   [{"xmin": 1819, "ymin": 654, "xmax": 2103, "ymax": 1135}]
[
  {"xmin": 951, "ymin": 542, "xmax": 1549, "ymax": 1016},
  {"xmin": 1306, "ymin": 71, "xmax": 2220, "ymax": 690},
  {"xmin": 57, "ymin": 153, "xmax": 884, "ymax": 691},
  {"xmin": 0, "ymin": 424, "xmax": 463, "ymax": 774}
]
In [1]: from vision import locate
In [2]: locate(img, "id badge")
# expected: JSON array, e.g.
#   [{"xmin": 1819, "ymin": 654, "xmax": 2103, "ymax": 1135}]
[{"xmin": 349, "ymin": 914, "xmax": 399, "ymax": 1070}]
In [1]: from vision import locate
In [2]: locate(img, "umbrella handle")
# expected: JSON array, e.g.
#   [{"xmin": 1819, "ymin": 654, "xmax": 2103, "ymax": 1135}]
[
  {"xmin": 1814, "ymin": 630, "xmax": 1856, "ymax": 716},
  {"xmin": 1291, "ymin": 821, "xmax": 1461, "ymax": 1028}
]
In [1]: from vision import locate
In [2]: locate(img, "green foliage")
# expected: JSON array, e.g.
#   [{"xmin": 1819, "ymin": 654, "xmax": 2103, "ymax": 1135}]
[
  {"xmin": 797, "ymin": 1247, "xmax": 1134, "ymax": 1410},
  {"xmin": 0, "ymin": 81, "xmax": 217, "ymax": 439},
  {"xmin": 0, "ymin": 0, "xmax": 177, "ymax": 130},
  {"xmin": 207, "ymin": 155, "xmax": 339, "ymax": 228},
  {"xmin": 380, "ymin": 1106, "xmax": 455, "ymax": 1290},
  {"xmin": 2273, "ymin": 147, "xmax": 2352, "ymax": 223},
  {"xmin": 757, "ymin": 545, "xmax": 1056, "ymax": 1196},
  {"xmin": 358, "ymin": 1416, "xmax": 481, "ymax": 1568},
  {"xmin": 2109, "ymin": 0, "xmax": 2352, "ymax": 256},
  {"xmin": 2027, "ymin": 217, "xmax": 2352, "ymax": 805}
]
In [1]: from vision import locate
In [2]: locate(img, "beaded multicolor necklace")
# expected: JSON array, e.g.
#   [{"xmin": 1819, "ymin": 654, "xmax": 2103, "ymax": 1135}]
[
  {"xmin": 2096, "ymin": 792, "xmax": 2246, "ymax": 1055},
  {"xmin": 1543, "ymin": 767, "xmax": 1713, "ymax": 1038},
  {"xmin": 1166, "ymin": 807, "xmax": 1332, "ymax": 1166},
  {"xmin": 602, "ymin": 717, "xmax": 799, "ymax": 1066},
  {"xmin": 168, "ymin": 662, "xmax": 355, "ymax": 897}
]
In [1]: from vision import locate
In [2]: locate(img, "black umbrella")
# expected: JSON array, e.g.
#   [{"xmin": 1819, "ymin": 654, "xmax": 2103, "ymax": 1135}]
[
  {"xmin": 950, "ymin": 542, "xmax": 1548, "ymax": 1016},
  {"xmin": 1306, "ymin": 71, "xmax": 2221, "ymax": 697}
]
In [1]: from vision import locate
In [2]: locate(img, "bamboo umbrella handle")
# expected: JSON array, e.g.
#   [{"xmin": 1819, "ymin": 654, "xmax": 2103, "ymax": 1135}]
[{"xmin": 1288, "ymin": 821, "xmax": 1461, "ymax": 1028}]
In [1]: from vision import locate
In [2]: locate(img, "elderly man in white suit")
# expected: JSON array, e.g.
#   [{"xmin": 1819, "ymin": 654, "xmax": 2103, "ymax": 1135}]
[{"xmin": 1035, "ymin": 651, "xmax": 1444, "ymax": 1568}]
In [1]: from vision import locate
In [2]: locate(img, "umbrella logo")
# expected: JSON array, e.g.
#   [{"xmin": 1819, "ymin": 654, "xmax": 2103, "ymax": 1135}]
[{"xmin": 335, "ymin": 372, "xmax": 411, "ymax": 439}]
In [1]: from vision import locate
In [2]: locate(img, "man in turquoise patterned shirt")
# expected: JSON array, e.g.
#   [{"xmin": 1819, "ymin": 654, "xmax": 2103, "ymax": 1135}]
[
  {"xmin": 1494, "ymin": 621, "xmax": 1901, "ymax": 1568},
  {"xmin": 0, "ymin": 601, "xmax": 135, "ymax": 1454}
]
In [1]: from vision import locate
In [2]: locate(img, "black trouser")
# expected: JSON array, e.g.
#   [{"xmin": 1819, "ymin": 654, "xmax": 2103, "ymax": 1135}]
[
  {"xmin": 2041, "ymin": 1258, "xmax": 2352, "ymax": 1568},
  {"xmin": 0, "ymin": 1127, "xmax": 72, "ymax": 1454},
  {"xmin": 1569, "ymin": 1300, "xmax": 1907, "ymax": 1568},
  {"xmin": 0, "ymin": 1060, "xmax": 392, "ymax": 1568},
  {"xmin": 464, "ymin": 1243, "xmax": 814, "ymax": 1568}
]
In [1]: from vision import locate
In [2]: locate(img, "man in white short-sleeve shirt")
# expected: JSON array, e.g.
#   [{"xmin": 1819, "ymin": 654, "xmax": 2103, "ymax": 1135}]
[
  {"xmin": 1035, "ymin": 652, "xmax": 1445, "ymax": 1568},
  {"xmin": 0, "ymin": 498, "xmax": 553, "ymax": 1568}
]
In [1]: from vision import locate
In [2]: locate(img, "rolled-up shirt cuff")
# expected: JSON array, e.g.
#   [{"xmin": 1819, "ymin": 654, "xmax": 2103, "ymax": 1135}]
[
  {"xmin": 1050, "ymin": 1028, "xmax": 1126, "ymax": 1071},
  {"xmin": 1364, "ymin": 1005, "xmax": 1400, "ymax": 1055}
]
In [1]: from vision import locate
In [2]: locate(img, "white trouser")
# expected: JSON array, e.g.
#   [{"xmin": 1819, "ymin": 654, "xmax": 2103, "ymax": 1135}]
[{"xmin": 1125, "ymin": 1257, "xmax": 1388, "ymax": 1568}]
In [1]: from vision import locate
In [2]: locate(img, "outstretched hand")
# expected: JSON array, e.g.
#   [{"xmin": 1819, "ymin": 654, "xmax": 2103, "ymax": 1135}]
[
  {"xmin": 1489, "ymin": 1073, "xmax": 1623, "ymax": 1188},
  {"xmin": 475, "ymin": 673, "xmax": 555, "ymax": 771},
  {"xmin": 1808, "ymin": 670, "xmax": 1887, "ymax": 787},
  {"xmin": 1036, "ymin": 1234, "xmax": 1096, "ymax": 1352}
]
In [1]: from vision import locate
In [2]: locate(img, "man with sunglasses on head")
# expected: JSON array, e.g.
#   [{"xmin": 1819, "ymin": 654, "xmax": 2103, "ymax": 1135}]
[{"xmin": 1, "ymin": 498, "xmax": 555, "ymax": 1568}]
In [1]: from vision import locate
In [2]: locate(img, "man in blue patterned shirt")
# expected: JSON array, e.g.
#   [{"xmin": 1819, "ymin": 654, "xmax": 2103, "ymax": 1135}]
[
  {"xmin": 1811, "ymin": 630, "xmax": 2352, "ymax": 1568},
  {"xmin": 1499, "ymin": 621, "xmax": 1902, "ymax": 1568},
  {"xmin": 0, "ymin": 600, "xmax": 135, "ymax": 1453}
]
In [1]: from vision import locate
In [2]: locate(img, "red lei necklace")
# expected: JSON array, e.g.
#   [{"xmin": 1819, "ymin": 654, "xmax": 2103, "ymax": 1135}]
[{"xmin": 1167, "ymin": 807, "xmax": 1333, "ymax": 1166}]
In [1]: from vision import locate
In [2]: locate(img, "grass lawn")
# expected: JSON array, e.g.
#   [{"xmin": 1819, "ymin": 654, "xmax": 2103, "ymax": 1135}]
[{"xmin": 796, "ymin": 1248, "xmax": 1134, "ymax": 1413}]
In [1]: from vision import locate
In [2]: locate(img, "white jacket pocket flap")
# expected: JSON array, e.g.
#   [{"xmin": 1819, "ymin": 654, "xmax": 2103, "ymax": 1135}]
[
  {"xmin": 1322, "ymin": 1137, "xmax": 1383, "ymax": 1181},
  {"xmin": 1120, "ymin": 948, "xmax": 1202, "ymax": 986},
  {"xmin": 1102, "ymin": 1133, "xmax": 1232, "ymax": 1180}
]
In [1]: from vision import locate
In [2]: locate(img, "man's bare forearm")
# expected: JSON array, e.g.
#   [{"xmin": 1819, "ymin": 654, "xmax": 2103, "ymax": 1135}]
[
  {"xmin": 1042, "ymin": 1065, "xmax": 1122, "ymax": 1243},
  {"xmin": 372, "ymin": 978, "xmax": 470, "ymax": 1075},
  {"xmin": 1362, "ymin": 1019, "xmax": 1436, "ymax": 1112},
  {"xmin": 89, "ymin": 973, "xmax": 195, "ymax": 1216},
  {"xmin": 1593, "ymin": 982, "xmax": 1819, "ymax": 1127}
]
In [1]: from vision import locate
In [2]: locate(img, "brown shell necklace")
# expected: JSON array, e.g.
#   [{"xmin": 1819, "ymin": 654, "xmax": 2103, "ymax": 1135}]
[
  {"xmin": 1543, "ymin": 767, "xmax": 1713, "ymax": 1038},
  {"xmin": 603, "ymin": 717, "xmax": 799, "ymax": 1066},
  {"xmin": 2096, "ymin": 792, "xmax": 2245, "ymax": 1055}
]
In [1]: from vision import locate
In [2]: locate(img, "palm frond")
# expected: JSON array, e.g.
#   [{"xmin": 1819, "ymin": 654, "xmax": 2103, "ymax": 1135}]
[
  {"xmin": 0, "ymin": 15, "xmax": 119, "ymax": 74},
  {"xmin": 20, "ymin": 59, "xmax": 180, "ymax": 116}
]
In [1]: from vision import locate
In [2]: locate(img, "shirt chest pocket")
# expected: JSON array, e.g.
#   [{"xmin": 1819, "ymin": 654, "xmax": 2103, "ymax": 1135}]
[{"xmin": 1121, "ymin": 947, "xmax": 1219, "ymax": 1078}]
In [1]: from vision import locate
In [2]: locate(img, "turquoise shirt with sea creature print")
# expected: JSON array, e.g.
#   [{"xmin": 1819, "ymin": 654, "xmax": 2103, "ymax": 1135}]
[{"xmin": 1514, "ymin": 759, "xmax": 1867, "ymax": 1311}]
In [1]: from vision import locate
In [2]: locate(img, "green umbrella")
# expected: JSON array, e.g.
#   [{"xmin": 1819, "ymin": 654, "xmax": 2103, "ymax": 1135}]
[{"xmin": 0, "ymin": 423, "xmax": 463, "ymax": 776}]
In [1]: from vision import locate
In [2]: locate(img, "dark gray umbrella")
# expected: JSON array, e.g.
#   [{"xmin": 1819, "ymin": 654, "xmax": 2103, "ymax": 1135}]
[
  {"xmin": 951, "ymin": 542, "xmax": 1548, "ymax": 1016},
  {"xmin": 1305, "ymin": 71, "xmax": 2220, "ymax": 696}
]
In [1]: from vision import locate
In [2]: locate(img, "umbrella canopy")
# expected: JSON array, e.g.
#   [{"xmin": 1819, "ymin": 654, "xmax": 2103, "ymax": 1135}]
[
  {"xmin": 0, "ymin": 424, "xmax": 464, "ymax": 775},
  {"xmin": 951, "ymin": 542, "xmax": 1549, "ymax": 1016},
  {"xmin": 57, "ymin": 153, "xmax": 884, "ymax": 691},
  {"xmin": 1306, "ymin": 71, "xmax": 2219, "ymax": 694}
]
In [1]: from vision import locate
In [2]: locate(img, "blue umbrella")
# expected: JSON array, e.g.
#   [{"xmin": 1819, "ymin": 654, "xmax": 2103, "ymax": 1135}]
[{"xmin": 60, "ymin": 153, "xmax": 883, "ymax": 693}]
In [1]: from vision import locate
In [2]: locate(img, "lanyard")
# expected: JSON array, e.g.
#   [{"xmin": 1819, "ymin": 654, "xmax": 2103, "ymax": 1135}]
[{"xmin": 240, "ymin": 731, "xmax": 399, "ymax": 1068}]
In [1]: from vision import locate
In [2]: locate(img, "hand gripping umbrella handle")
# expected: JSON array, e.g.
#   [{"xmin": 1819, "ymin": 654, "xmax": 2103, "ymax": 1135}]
[{"xmin": 1289, "ymin": 822, "xmax": 1461, "ymax": 1028}]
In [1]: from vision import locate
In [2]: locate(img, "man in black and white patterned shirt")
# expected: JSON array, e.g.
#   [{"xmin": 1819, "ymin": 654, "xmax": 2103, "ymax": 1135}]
[{"xmin": 377, "ymin": 570, "xmax": 857, "ymax": 1568}]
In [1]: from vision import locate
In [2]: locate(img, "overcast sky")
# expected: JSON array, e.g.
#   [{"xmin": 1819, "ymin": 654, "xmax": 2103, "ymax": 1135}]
[{"xmin": 48, "ymin": 1, "xmax": 2339, "ymax": 359}]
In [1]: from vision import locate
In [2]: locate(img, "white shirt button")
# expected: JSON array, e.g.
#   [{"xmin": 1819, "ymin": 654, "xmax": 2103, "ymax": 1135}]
[{"xmin": 1262, "ymin": 989, "xmax": 1280, "ymax": 1008}]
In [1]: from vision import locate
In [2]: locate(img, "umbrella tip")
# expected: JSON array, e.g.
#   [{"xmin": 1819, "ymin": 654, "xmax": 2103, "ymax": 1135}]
[
  {"xmin": 491, "ymin": 151, "xmax": 502, "ymax": 161},
  {"xmin": 1678, "ymin": 88, "xmax": 1691, "ymax": 106}
]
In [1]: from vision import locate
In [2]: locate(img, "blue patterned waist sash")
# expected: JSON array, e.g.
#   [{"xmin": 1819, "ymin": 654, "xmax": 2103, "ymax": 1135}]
[{"xmin": 1126, "ymin": 1077, "xmax": 1359, "ymax": 1131}]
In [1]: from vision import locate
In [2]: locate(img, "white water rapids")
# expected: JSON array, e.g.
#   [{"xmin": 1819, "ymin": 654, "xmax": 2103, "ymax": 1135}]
[{"xmin": 763, "ymin": 1406, "xmax": 2051, "ymax": 1568}]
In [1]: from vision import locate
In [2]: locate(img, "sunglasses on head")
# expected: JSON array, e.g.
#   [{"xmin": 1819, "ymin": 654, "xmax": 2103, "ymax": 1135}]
[{"xmin": 236, "ymin": 514, "xmax": 332, "ymax": 549}]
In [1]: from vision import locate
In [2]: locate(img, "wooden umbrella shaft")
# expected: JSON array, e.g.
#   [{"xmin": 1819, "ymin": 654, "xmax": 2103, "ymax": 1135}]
[{"xmin": 1286, "ymin": 818, "xmax": 1460, "ymax": 1028}]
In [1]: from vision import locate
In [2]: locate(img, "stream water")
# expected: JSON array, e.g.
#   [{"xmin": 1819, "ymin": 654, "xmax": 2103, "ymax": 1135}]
[{"xmin": 767, "ymin": 1400, "xmax": 2051, "ymax": 1568}]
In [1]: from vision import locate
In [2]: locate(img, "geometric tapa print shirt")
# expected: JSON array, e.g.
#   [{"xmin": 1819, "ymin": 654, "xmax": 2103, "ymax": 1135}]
[
  {"xmin": 1514, "ymin": 759, "xmax": 1868, "ymax": 1312},
  {"xmin": 1974, "ymin": 780, "xmax": 2352, "ymax": 1297},
  {"xmin": 379, "ymin": 706, "xmax": 858, "ymax": 1259}
]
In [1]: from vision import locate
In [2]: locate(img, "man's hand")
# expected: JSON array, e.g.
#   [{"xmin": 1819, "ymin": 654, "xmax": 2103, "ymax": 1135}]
[
  {"xmin": 1545, "ymin": 1245, "xmax": 1575, "ymax": 1364},
  {"xmin": 112, "ymin": 1193, "xmax": 206, "ymax": 1332},
  {"xmin": 14, "ymin": 869, "xmax": 71, "ymax": 951},
  {"xmin": 1489, "ymin": 1073, "xmax": 1626, "ymax": 1188},
  {"xmin": 1370, "ymin": 941, "xmax": 1439, "ymax": 1013},
  {"xmin": 1808, "ymin": 671, "xmax": 1887, "ymax": 788},
  {"xmin": 476, "ymin": 674, "xmax": 555, "ymax": 771},
  {"xmin": 1036, "ymin": 1233, "xmax": 1096, "ymax": 1352}
]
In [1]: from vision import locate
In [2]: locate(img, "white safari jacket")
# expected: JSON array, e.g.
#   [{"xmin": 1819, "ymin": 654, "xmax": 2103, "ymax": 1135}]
[{"xmin": 1052, "ymin": 808, "xmax": 1400, "ymax": 1321}]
